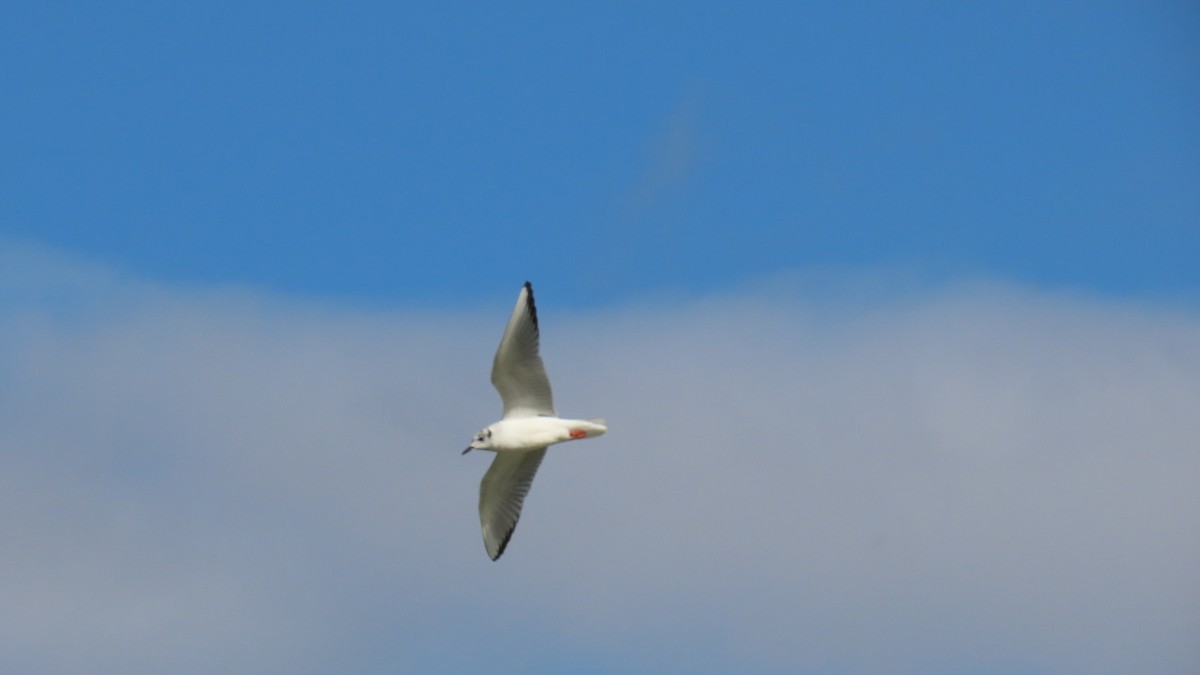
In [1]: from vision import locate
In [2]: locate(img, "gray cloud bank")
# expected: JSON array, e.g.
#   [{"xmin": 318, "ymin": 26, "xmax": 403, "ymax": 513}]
[{"xmin": 2, "ymin": 247, "xmax": 1198, "ymax": 674}]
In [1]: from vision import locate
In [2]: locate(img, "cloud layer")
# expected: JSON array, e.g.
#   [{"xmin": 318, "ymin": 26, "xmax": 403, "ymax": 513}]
[{"xmin": 2, "ymin": 246, "xmax": 1198, "ymax": 674}]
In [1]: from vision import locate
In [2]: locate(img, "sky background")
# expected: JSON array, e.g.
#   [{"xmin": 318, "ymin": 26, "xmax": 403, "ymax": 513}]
[{"xmin": 2, "ymin": 2, "xmax": 1198, "ymax": 674}]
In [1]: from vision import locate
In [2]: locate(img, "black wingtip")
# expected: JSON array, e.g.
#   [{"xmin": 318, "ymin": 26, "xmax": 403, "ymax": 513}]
[
  {"xmin": 490, "ymin": 528, "xmax": 515, "ymax": 561},
  {"xmin": 522, "ymin": 282, "xmax": 538, "ymax": 330}
]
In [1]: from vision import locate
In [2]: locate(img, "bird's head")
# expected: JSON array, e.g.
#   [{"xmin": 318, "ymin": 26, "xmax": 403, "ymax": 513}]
[{"xmin": 463, "ymin": 426, "xmax": 494, "ymax": 454}]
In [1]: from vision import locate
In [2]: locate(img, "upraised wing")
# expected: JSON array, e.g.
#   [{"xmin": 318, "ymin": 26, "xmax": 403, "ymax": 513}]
[
  {"xmin": 479, "ymin": 448, "xmax": 547, "ymax": 560},
  {"xmin": 491, "ymin": 282, "xmax": 555, "ymax": 418}
]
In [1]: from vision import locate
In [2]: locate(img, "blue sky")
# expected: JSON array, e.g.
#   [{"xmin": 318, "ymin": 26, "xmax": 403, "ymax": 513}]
[
  {"xmin": 2, "ymin": 3, "xmax": 1199, "ymax": 675},
  {"xmin": 4, "ymin": 2, "xmax": 1197, "ymax": 306}
]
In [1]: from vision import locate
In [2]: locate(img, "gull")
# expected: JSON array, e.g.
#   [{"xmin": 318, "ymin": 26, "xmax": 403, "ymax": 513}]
[{"xmin": 464, "ymin": 282, "xmax": 606, "ymax": 560}]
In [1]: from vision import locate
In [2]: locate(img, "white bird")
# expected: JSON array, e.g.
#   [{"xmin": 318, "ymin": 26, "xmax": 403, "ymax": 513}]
[{"xmin": 464, "ymin": 282, "xmax": 606, "ymax": 560}]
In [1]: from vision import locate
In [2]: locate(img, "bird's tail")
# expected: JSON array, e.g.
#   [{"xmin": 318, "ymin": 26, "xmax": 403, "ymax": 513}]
[{"xmin": 587, "ymin": 418, "xmax": 608, "ymax": 437}]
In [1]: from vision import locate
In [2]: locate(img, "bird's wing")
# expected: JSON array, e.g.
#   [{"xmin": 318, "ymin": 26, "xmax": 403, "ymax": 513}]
[
  {"xmin": 491, "ymin": 282, "xmax": 555, "ymax": 418},
  {"xmin": 479, "ymin": 447, "xmax": 547, "ymax": 560}
]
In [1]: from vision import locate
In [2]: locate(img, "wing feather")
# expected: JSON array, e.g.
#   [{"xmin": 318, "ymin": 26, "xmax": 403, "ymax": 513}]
[
  {"xmin": 491, "ymin": 282, "xmax": 555, "ymax": 418},
  {"xmin": 479, "ymin": 448, "xmax": 547, "ymax": 560}
]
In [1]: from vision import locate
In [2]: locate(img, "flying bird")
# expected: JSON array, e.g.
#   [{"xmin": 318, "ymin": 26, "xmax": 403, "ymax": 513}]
[{"xmin": 464, "ymin": 282, "xmax": 607, "ymax": 560}]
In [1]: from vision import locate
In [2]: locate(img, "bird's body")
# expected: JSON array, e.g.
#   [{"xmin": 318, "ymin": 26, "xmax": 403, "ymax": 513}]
[
  {"xmin": 485, "ymin": 416, "xmax": 607, "ymax": 452},
  {"xmin": 464, "ymin": 282, "xmax": 606, "ymax": 560}
]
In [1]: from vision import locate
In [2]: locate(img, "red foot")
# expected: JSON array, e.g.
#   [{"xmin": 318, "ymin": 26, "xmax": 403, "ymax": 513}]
[{"xmin": 569, "ymin": 429, "xmax": 587, "ymax": 439}]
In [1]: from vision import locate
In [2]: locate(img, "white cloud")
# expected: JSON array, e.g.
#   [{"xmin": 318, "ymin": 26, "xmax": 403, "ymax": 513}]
[{"xmin": 2, "ymin": 244, "xmax": 1198, "ymax": 674}]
